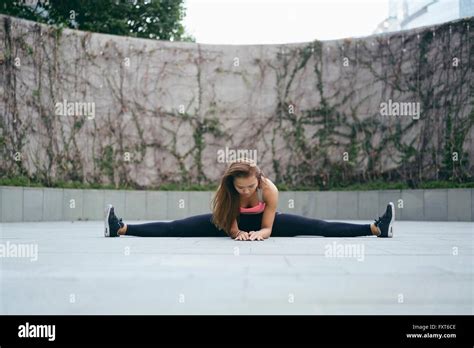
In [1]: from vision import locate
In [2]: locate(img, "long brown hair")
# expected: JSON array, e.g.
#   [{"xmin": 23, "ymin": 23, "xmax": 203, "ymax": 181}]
[{"xmin": 211, "ymin": 158, "xmax": 265, "ymax": 236}]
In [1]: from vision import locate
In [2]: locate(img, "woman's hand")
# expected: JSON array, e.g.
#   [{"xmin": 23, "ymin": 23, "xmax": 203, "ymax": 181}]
[
  {"xmin": 234, "ymin": 231, "xmax": 250, "ymax": 241},
  {"xmin": 248, "ymin": 231, "xmax": 265, "ymax": 241}
]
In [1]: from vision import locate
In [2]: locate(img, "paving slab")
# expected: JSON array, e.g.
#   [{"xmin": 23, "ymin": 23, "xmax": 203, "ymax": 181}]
[{"xmin": 0, "ymin": 219, "xmax": 472, "ymax": 314}]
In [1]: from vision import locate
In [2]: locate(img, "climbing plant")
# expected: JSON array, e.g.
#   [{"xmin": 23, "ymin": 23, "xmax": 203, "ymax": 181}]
[{"xmin": 0, "ymin": 15, "xmax": 472, "ymax": 190}]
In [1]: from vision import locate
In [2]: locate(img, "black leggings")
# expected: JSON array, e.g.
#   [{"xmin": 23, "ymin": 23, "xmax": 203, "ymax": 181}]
[{"xmin": 126, "ymin": 212, "xmax": 373, "ymax": 237}]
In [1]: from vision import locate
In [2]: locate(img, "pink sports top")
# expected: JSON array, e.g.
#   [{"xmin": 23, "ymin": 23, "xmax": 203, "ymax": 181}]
[{"xmin": 240, "ymin": 188, "xmax": 266, "ymax": 214}]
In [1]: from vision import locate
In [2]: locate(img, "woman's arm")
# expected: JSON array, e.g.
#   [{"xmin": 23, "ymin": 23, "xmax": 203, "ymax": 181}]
[
  {"xmin": 229, "ymin": 218, "xmax": 250, "ymax": 240},
  {"xmin": 229, "ymin": 218, "xmax": 240, "ymax": 238},
  {"xmin": 250, "ymin": 177, "xmax": 279, "ymax": 240}
]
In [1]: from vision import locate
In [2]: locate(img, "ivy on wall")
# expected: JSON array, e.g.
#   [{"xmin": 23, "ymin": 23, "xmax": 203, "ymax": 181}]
[{"xmin": 0, "ymin": 15, "xmax": 472, "ymax": 190}]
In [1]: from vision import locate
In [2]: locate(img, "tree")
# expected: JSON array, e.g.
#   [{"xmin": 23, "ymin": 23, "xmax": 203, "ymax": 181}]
[{"xmin": 1, "ymin": 0, "xmax": 195, "ymax": 42}]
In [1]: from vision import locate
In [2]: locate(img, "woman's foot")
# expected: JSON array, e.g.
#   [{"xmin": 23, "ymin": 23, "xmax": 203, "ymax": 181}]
[
  {"xmin": 373, "ymin": 202, "xmax": 395, "ymax": 238},
  {"xmin": 104, "ymin": 204, "xmax": 125, "ymax": 237},
  {"xmin": 370, "ymin": 223, "xmax": 380, "ymax": 236}
]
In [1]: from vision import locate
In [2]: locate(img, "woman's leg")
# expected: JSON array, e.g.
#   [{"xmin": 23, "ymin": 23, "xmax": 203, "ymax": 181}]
[
  {"xmin": 237, "ymin": 213, "xmax": 264, "ymax": 232},
  {"xmin": 271, "ymin": 213, "xmax": 373, "ymax": 237},
  {"xmin": 125, "ymin": 213, "xmax": 226, "ymax": 237}
]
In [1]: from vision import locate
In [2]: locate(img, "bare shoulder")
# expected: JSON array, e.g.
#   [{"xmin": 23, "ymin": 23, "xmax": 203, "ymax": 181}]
[{"xmin": 261, "ymin": 176, "xmax": 278, "ymax": 205}]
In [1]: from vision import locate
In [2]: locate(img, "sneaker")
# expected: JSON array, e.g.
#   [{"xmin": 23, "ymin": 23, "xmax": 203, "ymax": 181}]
[
  {"xmin": 374, "ymin": 202, "xmax": 395, "ymax": 238},
  {"xmin": 105, "ymin": 204, "xmax": 124, "ymax": 237}
]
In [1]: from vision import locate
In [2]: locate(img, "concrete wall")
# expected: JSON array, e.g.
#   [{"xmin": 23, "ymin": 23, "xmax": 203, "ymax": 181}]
[
  {"xmin": 1, "ymin": 186, "xmax": 472, "ymax": 222},
  {"xmin": 1, "ymin": 15, "xmax": 472, "ymax": 189}
]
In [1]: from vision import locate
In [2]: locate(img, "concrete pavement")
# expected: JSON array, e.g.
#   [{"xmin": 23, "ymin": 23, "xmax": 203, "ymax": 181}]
[{"xmin": 0, "ymin": 220, "xmax": 472, "ymax": 314}]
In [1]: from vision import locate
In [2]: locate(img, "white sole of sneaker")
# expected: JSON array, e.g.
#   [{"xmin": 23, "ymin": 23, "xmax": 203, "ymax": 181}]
[
  {"xmin": 104, "ymin": 204, "xmax": 112, "ymax": 237},
  {"xmin": 388, "ymin": 202, "xmax": 395, "ymax": 238}
]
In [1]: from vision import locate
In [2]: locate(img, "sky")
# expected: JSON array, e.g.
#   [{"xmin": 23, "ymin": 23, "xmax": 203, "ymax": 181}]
[{"xmin": 182, "ymin": 0, "xmax": 390, "ymax": 44}]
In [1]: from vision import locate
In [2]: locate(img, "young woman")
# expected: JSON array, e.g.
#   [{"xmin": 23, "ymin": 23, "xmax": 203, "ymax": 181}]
[{"xmin": 104, "ymin": 159, "xmax": 395, "ymax": 239}]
